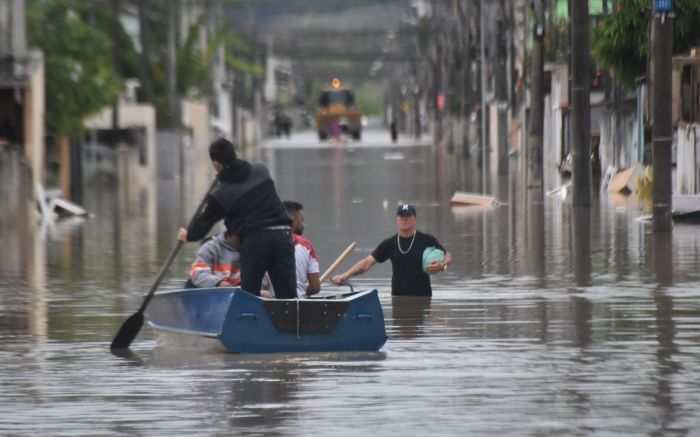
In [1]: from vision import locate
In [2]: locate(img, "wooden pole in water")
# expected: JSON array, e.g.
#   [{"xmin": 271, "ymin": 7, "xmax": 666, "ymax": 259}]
[
  {"xmin": 58, "ymin": 135, "xmax": 71, "ymax": 200},
  {"xmin": 479, "ymin": 0, "xmax": 489, "ymax": 193},
  {"xmin": 652, "ymin": 3, "xmax": 673, "ymax": 232},
  {"xmin": 571, "ymin": 0, "xmax": 592, "ymax": 207},
  {"xmin": 527, "ymin": 0, "xmax": 545, "ymax": 195}
]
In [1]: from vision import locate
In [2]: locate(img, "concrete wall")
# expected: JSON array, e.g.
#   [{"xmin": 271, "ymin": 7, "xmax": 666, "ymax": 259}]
[
  {"xmin": 0, "ymin": 146, "xmax": 32, "ymax": 227},
  {"xmin": 23, "ymin": 50, "xmax": 44, "ymax": 189},
  {"xmin": 84, "ymin": 103, "xmax": 157, "ymax": 186},
  {"xmin": 549, "ymin": 64, "xmax": 568, "ymax": 167},
  {"xmin": 542, "ymin": 94, "xmax": 566, "ymax": 192},
  {"xmin": 183, "ymin": 99, "xmax": 209, "ymax": 155},
  {"xmin": 489, "ymin": 102, "xmax": 498, "ymax": 175},
  {"xmin": 156, "ymin": 130, "xmax": 181, "ymax": 179},
  {"xmin": 676, "ymin": 124, "xmax": 700, "ymax": 194},
  {"xmin": 598, "ymin": 103, "xmax": 639, "ymax": 173},
  {"xmin": 0, "ymin": 146, "xmax": 41, "ymax": 305},
  {"xmin": 182, "ymin": 99, "xmax": 214, "ymax": 202},
  {"xmin": 239, "ymin": 111, "xmax": 258, "ymax": 159}
]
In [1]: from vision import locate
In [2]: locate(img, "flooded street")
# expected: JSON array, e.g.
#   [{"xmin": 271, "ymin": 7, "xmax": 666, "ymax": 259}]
[{"xmin": 2, "ymin": 130, "xmax": 700, "ymax": 435}]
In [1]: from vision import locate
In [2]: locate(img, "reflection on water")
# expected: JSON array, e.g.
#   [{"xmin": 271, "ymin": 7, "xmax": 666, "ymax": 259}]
[
  {"xmin": 388, "ymin": 296, "xmax": 431, "ymax": 340},
  {"xmin": 2, "ymin": 136, "xmax": 700, "ymax": 434},
  {"xmin": 572, "ymin": 206, "xmax": 592, "ymax": 287}
]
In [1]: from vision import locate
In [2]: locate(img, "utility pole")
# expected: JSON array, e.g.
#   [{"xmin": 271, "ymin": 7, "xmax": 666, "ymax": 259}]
[
  {"xmin": 601, "ymin": 0, "xmax": 612, "ymax": 102},
  {"xmin": 138, "ymin": 0, "xmax": 152, "ymax": 103},
  {"xmin": 495, "ymin": 0, "xmax": 509, "ymax": 176},
  {"xmin": 434, "ymin": 56, "xmax": 443, "ymax": 145},
  {"xmin": 458, "ymin": 1, "xmax": 473, "ymax": 158},
  {"xmin": 508, "ymin": 0, "xmax": 517, "ymax": 113},
  {"xmin": 411, "ymin": 61, "xmax": 421, "ymax": 139},
  {"xmin": 652, "ymin": 0, "xmax": 673, "ymax": 232},
  {"xmin": 571, "ymin": 0, "xmax": 592, "ymax": 206},
  {"xmin": 527, "ymin": 0, "xmax": 545, "ymax": 194},
  {"xmin": 444, "ymin": 55, "xmax": 453, "ymax": 153},
  {"xmin": 167, "ymin": 0, "xmax": 179, "ymax": 125},
  {"xmin": 110, "ymin": 0, "xmax": 121, "ymax": 129},
  {"xmin": 431, "ymin": 0, "xmax": 443, "ymax": 145},
  {"xmin": 479, "ymin": 0, "xmax": 488, "ymax": 193}
]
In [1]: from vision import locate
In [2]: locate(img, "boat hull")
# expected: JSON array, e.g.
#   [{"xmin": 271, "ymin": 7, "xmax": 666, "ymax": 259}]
[{"xmin": 147, "ymin": 288, "xmax": 387, "ymax": 353}]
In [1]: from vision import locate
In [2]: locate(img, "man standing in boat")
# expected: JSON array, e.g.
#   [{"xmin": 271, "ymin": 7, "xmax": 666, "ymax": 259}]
[
  {"xmin": 284, "ymin": 201, "xmax": 321, "ymax": 297},
  {"xmin": 332, "ymin": 204, "xmax": 452, "ymax": 296},
  {"xmin": 178, "ymin": 138, "xmax": 296, "ymax": 299}
]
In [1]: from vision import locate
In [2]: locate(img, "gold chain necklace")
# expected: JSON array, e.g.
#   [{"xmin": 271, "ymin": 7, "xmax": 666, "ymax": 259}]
[{"xmin": 397, "ymin": 232, "xmax": 416, "ymax": 255}]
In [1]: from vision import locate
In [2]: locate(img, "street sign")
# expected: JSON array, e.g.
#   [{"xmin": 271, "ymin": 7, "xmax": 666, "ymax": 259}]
[{"xmin": 654, "ymin": 0, "xmax": 672, "ymax": 11}]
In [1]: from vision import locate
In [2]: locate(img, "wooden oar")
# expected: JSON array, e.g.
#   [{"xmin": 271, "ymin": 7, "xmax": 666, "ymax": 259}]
[
  {"xmin": 319, "ymin": 242, "xmax": 357, "ymax": 284},
  {"xmin": 110, "ymin": 178, "xmax": 219, "ymax": 350}
]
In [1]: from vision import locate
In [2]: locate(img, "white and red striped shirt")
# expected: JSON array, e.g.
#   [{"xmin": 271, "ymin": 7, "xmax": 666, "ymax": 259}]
[{"xmin": 293, "ymin": 234, "xmax": 319, "ymax": 297}]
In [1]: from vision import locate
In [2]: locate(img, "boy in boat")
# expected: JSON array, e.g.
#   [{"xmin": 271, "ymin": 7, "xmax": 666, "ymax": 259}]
[
  {"xmin": 178, "ymin": 138, "xmax": 296, "ymax": 299},
  {"xmin": 185, "ymin": 230, "xmax": 241, "ymax": 289},
  {"xmin": 185, "ymin": 229, "xmax": 273, "ymax": 298},
  {"xmin": 331, "ymin": 204, "xmax": 452, "ymax": 296}
]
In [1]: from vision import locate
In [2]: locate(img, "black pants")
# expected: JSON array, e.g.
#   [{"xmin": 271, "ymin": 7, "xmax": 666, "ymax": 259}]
[{"xmin": 240, "ymin": 227, "xmax": 296, "ymax": 298}]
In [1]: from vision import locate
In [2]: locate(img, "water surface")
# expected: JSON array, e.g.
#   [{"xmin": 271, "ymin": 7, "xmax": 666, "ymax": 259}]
[{"xmin": 2, "ymin": 130, "xmax": 700, "ymax": 435}]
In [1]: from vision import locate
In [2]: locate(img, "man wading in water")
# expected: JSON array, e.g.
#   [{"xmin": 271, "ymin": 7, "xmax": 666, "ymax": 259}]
[{"xmin": 332, "ymin": 204, "xmax": 452, "ymax": 296}]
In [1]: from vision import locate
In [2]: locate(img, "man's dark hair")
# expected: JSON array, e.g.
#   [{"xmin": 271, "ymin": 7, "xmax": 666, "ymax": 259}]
[
  {"xmin": 283, "ymin": 200, "xmax": 303, "ymax": 215},
  {"xmin": 209, "ymin": 138, "xmax": 237, "ymax": 165}
]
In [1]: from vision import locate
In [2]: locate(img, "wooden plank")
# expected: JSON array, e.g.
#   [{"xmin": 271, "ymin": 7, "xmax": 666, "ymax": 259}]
[
  {"xmin": 450, "ymin": 191, "xmax": 497, "ymax": 207},
  {"xmin": 607, "ymin": 164, "xmax": 643, "ymax": 194},
  {"xmin": 49, "ymin": 198, "xmax": 87, "ymax": 216}
]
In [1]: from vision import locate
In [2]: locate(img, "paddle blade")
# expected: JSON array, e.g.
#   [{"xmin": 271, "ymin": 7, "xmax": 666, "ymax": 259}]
[{"xmin": 110, "ymin": 312, "xmax": 145, "ymax": 350}]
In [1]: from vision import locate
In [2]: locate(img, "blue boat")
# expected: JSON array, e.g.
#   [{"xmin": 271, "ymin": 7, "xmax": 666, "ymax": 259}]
[{"xmin": 146, "ymin": 288, "xmax": 387, "ymax": 353}]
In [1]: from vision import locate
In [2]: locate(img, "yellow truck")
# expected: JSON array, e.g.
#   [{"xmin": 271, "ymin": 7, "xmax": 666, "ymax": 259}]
[{"xmin": 315, "ymin": 79, "xmax": 362, "ymax": 141}]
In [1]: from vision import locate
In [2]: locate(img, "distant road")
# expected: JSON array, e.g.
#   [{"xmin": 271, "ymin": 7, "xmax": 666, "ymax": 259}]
[{"xmin": 260, "ymin": 128, "xmax": 432, "ymax": 150}]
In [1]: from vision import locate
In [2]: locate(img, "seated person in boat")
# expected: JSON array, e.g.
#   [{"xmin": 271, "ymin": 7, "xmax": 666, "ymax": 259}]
[
  {"xmin": 186, "ymin": 229, "xmax": 273, "ymax": 298},
  {"xmin": 284, "ymin": 200, "xmax": 321, "ymax": 297},
  {"xmin": 332, "ymin": 204, "xmax": 452, "ymax": 296}
]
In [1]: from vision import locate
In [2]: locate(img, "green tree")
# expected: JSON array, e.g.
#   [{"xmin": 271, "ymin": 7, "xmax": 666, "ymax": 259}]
[
  {"xmin": 176, "ymin": 17, "xmax": 216, "ymax": 100},
  {"xmin": 29, "ymin": 0, "xmax": 265, "ymax": 130},
  {"xmin": 27, "ymin": 0, "xmax": 121, "ymax": 136},
  {"xmin": 138, "ymin": 8, "xmax": 262, "ymax": 127},
  {"xmin": 82, "ymin": 1, "xmax": 141, "ymax": 81},
  {"xmin": 593, "ymin": 0, "xmax": 700, "ymax": 89},
  {"xmin": 175, "ymin": 18, "xmax": 264, "ymax": 98}
]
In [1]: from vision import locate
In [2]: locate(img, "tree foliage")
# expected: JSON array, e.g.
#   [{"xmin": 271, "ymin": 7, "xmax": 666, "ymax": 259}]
[
  {"xmin": 176, "ymin": 18, "xmax": 217, "ymax": 99},
  {"xmin": 27, "ymin": 0, "xmax": 121, "ymax": 136},
  {"xmin": 27, "ymin": 0, "xmax": 274, "ymax": 131},
  {"xmin": 80, "ymin": 2, "xmax": 141, "ymax": 80},
  {"xmin": 176, "ymin": 19, "xmax": 263, "ymax": 95},
  {"xmin": 144, "ymin": 8, "xmax": 263, "ymax": 126},
  {"xmin": 593, "ymin": 0, "xmax": 700, "ymax": 89}
]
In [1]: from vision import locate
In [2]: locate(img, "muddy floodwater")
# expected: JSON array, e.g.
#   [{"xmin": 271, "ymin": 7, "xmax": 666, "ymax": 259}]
[{"xmin": 2, "ymin": 131, "xmax": 700, "ymax": 435}]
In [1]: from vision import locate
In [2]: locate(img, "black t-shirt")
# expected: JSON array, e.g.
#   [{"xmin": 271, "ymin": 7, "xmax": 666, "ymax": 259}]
[{"xmin": 371, "ymin": 230, "xmax": 446, "ymax": 296}]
